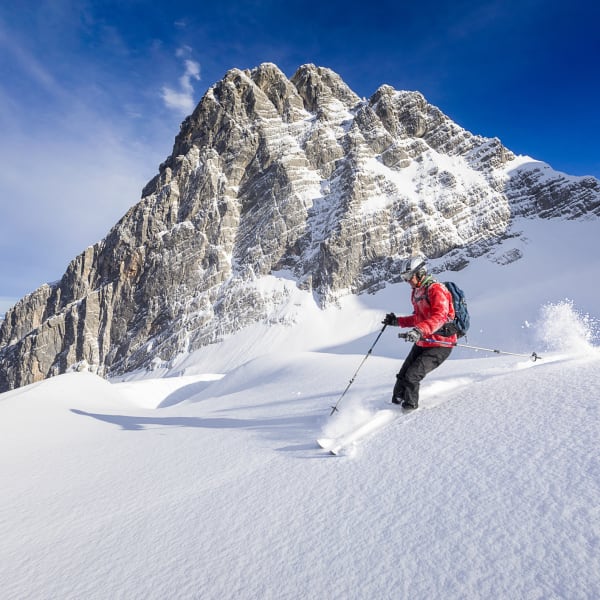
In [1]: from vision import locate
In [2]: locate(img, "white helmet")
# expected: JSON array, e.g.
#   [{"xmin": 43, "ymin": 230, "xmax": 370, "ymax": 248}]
[{"xmin": 400, "ymin": 256, "xmax": 427, "ymax": 281}]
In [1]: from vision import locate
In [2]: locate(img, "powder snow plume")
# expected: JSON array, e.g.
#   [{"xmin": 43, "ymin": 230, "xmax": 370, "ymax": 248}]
[
  {"xmin": 535, "ymin": 300, "xmax": 599, "ymax": 355},
  {"xmin": 321, "ymin": 397, "xmax": 373, "ymax": 439}
]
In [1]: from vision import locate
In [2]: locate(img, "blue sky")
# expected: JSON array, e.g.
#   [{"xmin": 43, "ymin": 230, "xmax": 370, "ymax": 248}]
[{"xmin": 1, "ymin": 0, "xmax": 599, "ymax": 315}]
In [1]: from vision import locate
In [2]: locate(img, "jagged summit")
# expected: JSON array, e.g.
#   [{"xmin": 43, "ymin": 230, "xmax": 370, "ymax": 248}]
[{"xmin": 1, "ymin": 63, "xmax": 599, "ymax": 391}]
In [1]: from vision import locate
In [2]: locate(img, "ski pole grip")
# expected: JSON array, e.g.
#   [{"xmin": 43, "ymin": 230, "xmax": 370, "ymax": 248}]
[{"xmin": 398, "ymin": 332, "xmax": 407, "ymax": 339}]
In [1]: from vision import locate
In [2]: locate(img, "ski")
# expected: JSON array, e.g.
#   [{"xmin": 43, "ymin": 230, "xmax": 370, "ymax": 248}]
[{"xmin": 317, "ymin": 405, "xmax": 412, "ymax": 455}]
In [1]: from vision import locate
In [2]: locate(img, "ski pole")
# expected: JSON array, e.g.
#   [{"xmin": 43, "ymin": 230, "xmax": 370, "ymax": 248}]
[
  {"xmin": 330, "ymin": 324, "xmax": 387, "ymax": 416},
  {"xmin": 399, "ymin": 333, "xmax": 541, "ymax": 361}
]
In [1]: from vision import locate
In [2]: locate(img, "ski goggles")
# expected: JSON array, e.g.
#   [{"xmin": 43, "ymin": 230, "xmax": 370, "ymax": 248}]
[{"xmin": 400, "ymin": 261, "xmax": 426, "ymax": 281}]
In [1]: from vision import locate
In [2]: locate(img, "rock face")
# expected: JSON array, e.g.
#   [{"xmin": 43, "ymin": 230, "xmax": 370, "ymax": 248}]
[{"xmin": 1, "ymin": 63, "xmax": 599, "ymax": 391}]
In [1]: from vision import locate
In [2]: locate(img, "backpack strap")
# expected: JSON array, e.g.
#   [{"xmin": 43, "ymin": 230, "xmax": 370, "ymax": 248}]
[
  {"xmin": 428, "ymin": 281, "xmax": 458, "ymax": 337},
  {"xmin": 421, "ymin": 277, "xmax": 439, "ymax": 304}
]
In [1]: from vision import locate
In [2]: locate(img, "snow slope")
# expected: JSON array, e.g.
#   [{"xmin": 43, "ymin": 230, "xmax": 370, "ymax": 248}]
[{"xmin": 1, "ymin": 217, "xmax": 599, "ymax": 599}]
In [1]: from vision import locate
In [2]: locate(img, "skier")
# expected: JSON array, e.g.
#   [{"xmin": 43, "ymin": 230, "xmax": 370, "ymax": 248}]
[{"xmin": 383, "ymin": 256, "xmax": 456, "ymax": 410}]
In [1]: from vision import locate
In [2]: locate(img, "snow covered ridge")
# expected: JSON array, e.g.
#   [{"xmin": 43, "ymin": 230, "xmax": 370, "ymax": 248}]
[
  {"xmin": 1, "ymin": 63, "xmax": 599, "ymax": 391},
  {"xmin": 1, "ymin": 302, "xmax": 599, "ymax": 598}
]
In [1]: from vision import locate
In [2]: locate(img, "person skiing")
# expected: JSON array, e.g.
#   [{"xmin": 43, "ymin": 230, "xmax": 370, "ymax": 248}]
[{"xmin": 383, "ymin": 256, "xmax": 456, "ymax": 410}]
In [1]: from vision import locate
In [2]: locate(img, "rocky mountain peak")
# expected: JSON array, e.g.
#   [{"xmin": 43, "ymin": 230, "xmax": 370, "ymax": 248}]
[
  {"xmin": 291, "ymin": 63, "xmax": 361, "ymax": 114},
  {"xmin": 1, "ymin": 64, "xmax": 599, "ymax": 392}
]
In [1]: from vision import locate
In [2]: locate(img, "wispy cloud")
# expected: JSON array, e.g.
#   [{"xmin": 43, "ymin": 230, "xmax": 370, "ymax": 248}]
[
  {"xmin": 0, "ymin": 20, "xmax": 65, "ymax": 100},
  {"xmin": 0, "ymin": 119, "xmax": 160, "ymax": 297},
  {"xmin": 161, "ymin": 47, "xmax": 201, "ymax": 116},
  {"xmin": 0, "ymin": 11, "xmax": 191, "ymax": 302}
]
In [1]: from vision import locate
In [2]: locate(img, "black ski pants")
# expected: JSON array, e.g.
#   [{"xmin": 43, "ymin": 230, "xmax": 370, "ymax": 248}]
[{"xmin": 392, "ymin": 344, "xmax": 452, "ymax": 408}]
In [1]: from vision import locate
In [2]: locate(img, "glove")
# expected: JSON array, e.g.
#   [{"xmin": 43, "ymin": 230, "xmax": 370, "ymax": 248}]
[
  {"xmin": 383, "ymin": 312, "xmax": 397, "ymax": 326},
  {"xmin": 404, "ymin": 328, "xmax": 421, "ymax": 343}
]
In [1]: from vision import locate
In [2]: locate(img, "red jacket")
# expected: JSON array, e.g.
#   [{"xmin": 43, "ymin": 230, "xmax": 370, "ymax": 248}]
[{"xmin": 397, "ymin": 278, "xmax": 457, "ymax": 348}]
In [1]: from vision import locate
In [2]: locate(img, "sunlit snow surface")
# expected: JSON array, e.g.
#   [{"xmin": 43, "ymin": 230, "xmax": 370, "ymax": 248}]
[{"xmin": 1, "ymin": 218, "xmax": 599, "ymax": 599}]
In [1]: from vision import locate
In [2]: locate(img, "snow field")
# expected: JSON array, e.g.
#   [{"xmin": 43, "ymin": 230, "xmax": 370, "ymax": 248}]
[{"xmin": 1, "ymin": 340, "xmax": 599, "ymax": 599}]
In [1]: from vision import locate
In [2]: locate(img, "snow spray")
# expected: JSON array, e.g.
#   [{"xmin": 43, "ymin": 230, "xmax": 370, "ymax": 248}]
[{"xmin": 534, "ymin": 300, "xmax": 599, "ymax": 355}]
